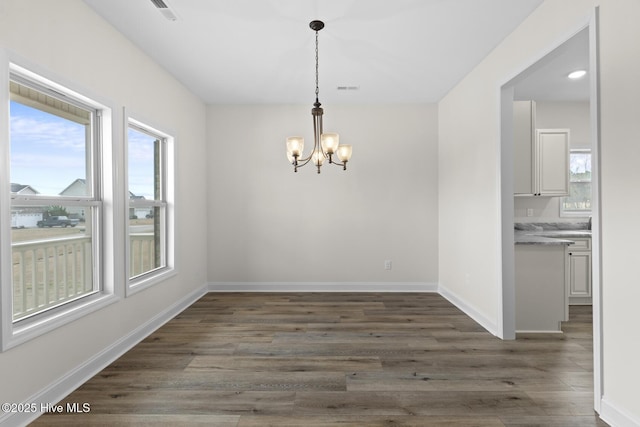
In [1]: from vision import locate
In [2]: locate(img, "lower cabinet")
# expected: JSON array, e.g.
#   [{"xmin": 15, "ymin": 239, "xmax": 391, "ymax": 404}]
[
  {"xmin": 566, "ymin": 238, "xmax": 592, "ymax": 306},
  {"xmin": 515, "ymin": 244, "xmax": 567, "ymax": 333}
]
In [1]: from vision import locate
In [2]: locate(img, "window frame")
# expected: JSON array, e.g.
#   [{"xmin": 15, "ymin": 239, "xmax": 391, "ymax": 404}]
[
  {"xmin": 1, "ymin": 59, "xmax": 118, "ymax": 351},
  {"xmin": 125, "ymin": 114, "xmax": 176, "ymax": 295},
  {"xmin": 560, "ymin": 148, "xmax": 592, "ymax": 218}
]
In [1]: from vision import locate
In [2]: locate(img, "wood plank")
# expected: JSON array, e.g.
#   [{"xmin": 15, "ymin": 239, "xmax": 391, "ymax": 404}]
[
  {"xmin": 271, "ymin": 331, "xmax": 440, "ymax": 345},
  {"xmin": 28, "ymin": 414, "xmax": 240, "ymax": 426},
  {"xmin": 500, "ymin": 415, "xmax": 608, "ymax": 426},
  {"xmin": 77, "ymin": 370, "xmax": 345, "ymax": 392},
  {"xmin": 53, "ymin": 389, "xmax": 295, "ymax": 415},
  {"xmin": 293, "ymin": 390, "xmax": 547, "ymax": 416},
  {"xmin": 345, "ymin": 370, "xmax": 574, "ymax": 392},
  {"xmin": 237, "ymin": 415, "xmax": 505, "ymax": 426},
  {"xmin": 185, "ymin": 355, "xmax": 382, "ymax": 372}
]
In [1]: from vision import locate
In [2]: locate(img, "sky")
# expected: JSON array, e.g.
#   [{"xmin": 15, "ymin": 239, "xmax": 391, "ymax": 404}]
[
  {"xmin": 10, "ymin": 100, "xmax": 155, "ymax": 199},
  {"xmin": 127, "ymin": 127, "xmax": 157, "ymax": 200}
]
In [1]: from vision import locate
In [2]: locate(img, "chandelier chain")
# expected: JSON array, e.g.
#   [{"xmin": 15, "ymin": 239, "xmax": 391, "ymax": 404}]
[{"xmin": 315, "ymin": 30, "xmax": 319, "ymax": 101}]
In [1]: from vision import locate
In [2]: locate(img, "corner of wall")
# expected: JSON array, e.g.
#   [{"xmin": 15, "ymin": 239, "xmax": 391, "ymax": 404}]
[{"xmin": 437, "ymin": 283, "xmax": 500, "ymax": 337}]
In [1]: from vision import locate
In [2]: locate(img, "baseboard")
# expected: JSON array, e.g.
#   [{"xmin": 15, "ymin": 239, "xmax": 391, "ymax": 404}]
[
  {"xmin": 600, "ymin": 397, "xmax": 640, "ymax": 427},
  {"xmin": 1, "ymin": 284, "xmax": 207, "ymax": 427},
  {"xmin": 437, "ymin": 284, "xmax": 500, "ymax": 337},
  {"xmin": 516, "ymin": 330, "xmax": 564, "ymax": 335},
  {"xmin": 207, "ymin": 281, "xmax": 439, "ymax": 293}
]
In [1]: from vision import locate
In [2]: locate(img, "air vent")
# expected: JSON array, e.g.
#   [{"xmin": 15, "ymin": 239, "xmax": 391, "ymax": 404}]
[
  {"xmin": 337, "ymin": 86, "xmax": 360, "ymax": 91},
  {"xmin": 150, "ymin": 0, "xmax": 169, "ymax": 8},
  {"xmin": 149, "ymin": 0, "xmax": 178, "ymax": 21}
]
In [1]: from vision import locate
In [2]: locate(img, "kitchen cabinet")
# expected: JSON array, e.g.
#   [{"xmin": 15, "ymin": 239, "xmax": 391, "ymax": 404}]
[
  {"xmin": 535, "ymin": 129, "xmax": 570, "ymax": 196},
  {"xmin": 515, "ymin": 243, "xmax": 567, "ymax": 333},
  {"xmin": 566, "ymin": 237, "xmax": 592, "ymax": 305},
  {"xmin": 513, "ymin": 100, "xmax": 570, "ymax": 196},
  {"xmin": 514, "ymin": 100, "xmax": 535, "ymax": 195}
]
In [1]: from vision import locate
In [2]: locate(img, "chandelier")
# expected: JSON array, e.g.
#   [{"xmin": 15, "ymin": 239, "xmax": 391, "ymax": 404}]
[{"xmin": 286, "ymin": 20, "xmax": 352, "ymax": 174}]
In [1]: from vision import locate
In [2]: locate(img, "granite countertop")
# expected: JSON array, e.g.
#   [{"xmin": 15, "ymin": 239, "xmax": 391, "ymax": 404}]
[{"xmin": 514, "ymin": 222, "xmax": 592, "ymax": 246}]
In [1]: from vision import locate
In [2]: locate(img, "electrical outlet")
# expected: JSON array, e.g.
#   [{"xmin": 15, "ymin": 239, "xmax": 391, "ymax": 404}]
[
  {"xmin": 384, "ymin": 260, "xmax": 392, "ymax": 270},
  {"xmin": 526, "ymin": 208, "xmax": 534, "ymax": 217}
]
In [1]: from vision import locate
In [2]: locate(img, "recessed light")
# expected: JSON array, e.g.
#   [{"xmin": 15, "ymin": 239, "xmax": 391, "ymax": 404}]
[{"xmin": 568, "ymin": 70, "xmax": 587, "ymax": 79}]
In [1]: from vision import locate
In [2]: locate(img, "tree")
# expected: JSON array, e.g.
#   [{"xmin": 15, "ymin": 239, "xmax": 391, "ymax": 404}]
[{"xmin": 45, "ymin": 206, "xmax": 69, "ymax": 217}]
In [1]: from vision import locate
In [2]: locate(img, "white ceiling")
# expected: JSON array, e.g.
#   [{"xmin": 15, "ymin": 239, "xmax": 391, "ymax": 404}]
[
  {"xmin": 514, "ymin": 28, "xmax": 590, "ymax": 101},
  {"xmin": 82, "ymin": 0, "xmax": 564, "ymax": 105}
]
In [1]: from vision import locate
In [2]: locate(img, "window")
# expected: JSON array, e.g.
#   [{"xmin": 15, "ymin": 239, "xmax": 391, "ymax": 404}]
[
  {"xmin": 126, "ymin": 118, "xmax": 174, "ymax": 292},
  {"xmin": 561, "ymin": 149, "xmax": 592, "ymax": 216},
  {"xmin": 2, "ymin": 63, "xmax": 115, "ymax": 350}
]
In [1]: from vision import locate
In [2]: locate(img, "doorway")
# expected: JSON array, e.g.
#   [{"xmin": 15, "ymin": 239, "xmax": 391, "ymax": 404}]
[{"xmin": 499, "ymin": 16, "xmax": 602, "ymax": 413}]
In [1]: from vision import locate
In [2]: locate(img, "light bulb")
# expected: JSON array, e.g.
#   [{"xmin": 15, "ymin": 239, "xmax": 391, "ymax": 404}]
[
  {"xmin": 286, "ymin": 136, "xmax": 304, "ymax": 156},
  {"xmin": 321, "ymin": 133, "xmax": 339, "ymax": 154},
  {"xmin": 336, "ymin": 144, "xmax": 352, "ymax": 162},
  {"xmin": 312, "ymin": 150, "xmax": 325, "ymax": 166}
]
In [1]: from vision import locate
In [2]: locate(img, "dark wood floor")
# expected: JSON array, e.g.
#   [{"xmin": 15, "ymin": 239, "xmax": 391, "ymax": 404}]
[{"xmin": 34, "ymin": 293, "xmax": 608, "ymax": 426}]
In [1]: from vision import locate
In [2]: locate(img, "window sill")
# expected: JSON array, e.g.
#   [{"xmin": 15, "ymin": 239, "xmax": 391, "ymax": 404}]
[
  {"xmin": 126, "ymin": 268, "xmax": 177, "ymax": 297},
  {"xmin": 2, "ymin": 292, "xmax": 119, "ymax": 352},
  {"xmin": 560, "ymin": 211, "xmax": 592, "ymax": 218}
]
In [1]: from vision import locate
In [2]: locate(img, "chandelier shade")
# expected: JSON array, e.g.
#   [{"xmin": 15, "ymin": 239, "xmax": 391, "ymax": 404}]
[
  {"xmin": 337, "ymin": 144, "xmax": 353, "ymax": 163},
  {"xmin": 286, "ymin": 136, "xmax": 304, "ymax": 157},
  {"xmin": 286, "ymin": 20, "xmax": 352, "ymax": 174}
]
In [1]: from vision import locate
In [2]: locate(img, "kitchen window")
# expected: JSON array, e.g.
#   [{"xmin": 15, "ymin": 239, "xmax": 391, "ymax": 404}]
[
  {"xmin": 1, "ymin": 63, "xmax": 116, "ymax": 350},
  {"xmin": 561, "ymin": 149, "xmax": 592, "ymax": 217},
  {"xmin": 126, "ymin": 117, "xmax": 175, "ymax": 294}
]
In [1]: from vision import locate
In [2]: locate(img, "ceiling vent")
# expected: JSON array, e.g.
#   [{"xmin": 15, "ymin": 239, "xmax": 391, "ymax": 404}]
[
  {"xmin": 149, "ymin": 0, "xmax": 178, "ymax": 21},
  {"xmin": 337, "ymin": 86, "xmax": 360, "ymax": 91}
]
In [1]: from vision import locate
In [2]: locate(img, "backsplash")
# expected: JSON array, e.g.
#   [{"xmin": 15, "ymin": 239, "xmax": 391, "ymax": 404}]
[{"xmin": 514, "ymin": 196, "xmax": 591, "ymax": 222}]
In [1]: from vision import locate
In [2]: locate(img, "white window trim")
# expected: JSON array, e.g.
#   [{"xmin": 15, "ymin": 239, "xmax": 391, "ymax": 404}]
[
  {"xmin": 125, "ymin": 112, "xmax": 176, "ymax": 296},
  {"xmin": 560, "ymin": 148, "xmax": 592, "ymax": 218},
  {"xmin": 0, "ymin": 55, "xmax": 118, "ymax": 351}
]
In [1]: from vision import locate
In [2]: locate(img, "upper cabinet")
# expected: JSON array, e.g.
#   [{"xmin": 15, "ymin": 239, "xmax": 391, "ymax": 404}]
[
  {"xmin": 513, "ymin": 101, "xmax": 570, "ymax": 197},
  {"xmin": 514, "ymin": 101, "xmax": 535, "ymax": 195},
  {"xmin": 535, "ymin": 129, "xmax": 570, "ymax": 196}
]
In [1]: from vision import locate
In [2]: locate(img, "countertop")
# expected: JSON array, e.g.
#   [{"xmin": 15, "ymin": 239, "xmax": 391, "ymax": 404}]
[{"xmin": 514, "ymin": 222, "xmax": 592, "ymax": 246}]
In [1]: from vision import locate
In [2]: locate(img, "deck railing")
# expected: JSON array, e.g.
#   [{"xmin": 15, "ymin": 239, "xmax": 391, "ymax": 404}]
[
  {"xmin": 12, "ymin": 236, "xmax": 93, "ymax": 321},
  {"xmin": 129, "ymin": 233, "xmax": 156, "ymax": 278},
  {"xmin": 12, "ymin": 234, "xmax": 155, "ymax": 320}
]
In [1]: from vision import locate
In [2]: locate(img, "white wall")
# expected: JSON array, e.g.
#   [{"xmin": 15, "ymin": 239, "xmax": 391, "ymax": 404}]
[
  {"xmin": 0, "ymin": 0, "xmax": 207, "ymax": 414},
  {"xmin": 598, "ymin": 0, "xmax": 640, "ymax": 424},
  {"xmin": 439, "ymin": 0, "xmax": 640, "ymax": 424},
  {"xmin": 514, "ymin": 101, "xmax": 590, "ymax": 221},
  {"xmin": 536, "ymin": 101, "xmax": 591, "ymax": 148},
  {"xmin": 207, "ymin": 104, "xmax": 438, "ymax": 287}
]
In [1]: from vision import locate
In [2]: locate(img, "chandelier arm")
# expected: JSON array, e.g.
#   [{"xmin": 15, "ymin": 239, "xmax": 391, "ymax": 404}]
[
  {"xmin": 288, "ymin": 147, "xmax": 313, "ymax": 171},
  {"xmin": 293, "ymin": 153, "xmax": 314, "ymax": 169}
]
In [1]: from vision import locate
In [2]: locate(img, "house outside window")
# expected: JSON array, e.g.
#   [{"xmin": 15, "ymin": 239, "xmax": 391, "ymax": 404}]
[
  {"xmin": 126, "ymin": 118, "xmax": 174, "ymax": 293},
  {"xmin": 561, "ymin": 149, "xmax": 592, "ymax": 217}
]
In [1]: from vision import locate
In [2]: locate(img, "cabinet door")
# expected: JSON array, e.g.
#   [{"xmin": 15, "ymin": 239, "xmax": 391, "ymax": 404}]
[
  {"xmin": 568, "ymin": 251, "xmax": 592, "ymax": 297},
  {"xmin": 513, "ymin": 101, "xmax": 535, "ymax": 196},
  {"xmin": 536, "ymin": 129, "xmax": 570, "ymax": 196}
]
